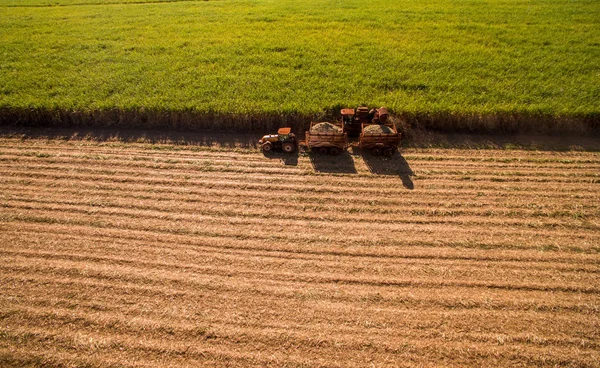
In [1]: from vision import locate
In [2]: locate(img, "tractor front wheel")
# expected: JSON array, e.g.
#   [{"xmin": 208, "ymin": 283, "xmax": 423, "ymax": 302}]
[{"xmin": 262, "ymin": 142, "xmax": 273, "ymax": 152}]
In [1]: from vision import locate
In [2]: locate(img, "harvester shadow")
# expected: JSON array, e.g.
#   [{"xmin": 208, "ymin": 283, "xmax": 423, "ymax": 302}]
[
  {"xmin": 308, "ymin": 151, "xmax": 357, "ymax": 174},
  {"xmin": 262, "ymin": 151, "xmax": 299, "ymax": 166},
  {"xmin": 362, "ymin": 151, "xmax": 414, "ymax": 189}
]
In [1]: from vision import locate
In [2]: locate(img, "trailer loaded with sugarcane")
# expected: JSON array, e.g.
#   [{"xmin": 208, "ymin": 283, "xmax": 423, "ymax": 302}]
[
  {"xmin": 359, "ymin": 120, "xmax": 401, "ymax": 157},
  {"xmin": 303, "ymin": 121, "xmax": 347, "ymax": 155},
  {"xmin": 260, "ymin": 106, "xmax": 401, "ymax": 156}
]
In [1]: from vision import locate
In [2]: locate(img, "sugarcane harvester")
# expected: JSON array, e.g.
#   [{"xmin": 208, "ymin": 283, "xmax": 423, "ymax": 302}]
[{"xmin": 341, "ymin": 106, "xmax": 390, "ymax": 137}]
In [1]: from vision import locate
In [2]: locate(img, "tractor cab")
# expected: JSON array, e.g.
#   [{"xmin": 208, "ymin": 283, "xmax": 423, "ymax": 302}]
[
  {"xmin": 342, "ymin": 107, "xmax": 369, "ymax": 137},
  {"xmin": 341, "ymin": 108, "xmax": 355, "ymax": 125},
  {"xmin": 277, "ymin": 127, "xmax": 295, "ymax": 142}
]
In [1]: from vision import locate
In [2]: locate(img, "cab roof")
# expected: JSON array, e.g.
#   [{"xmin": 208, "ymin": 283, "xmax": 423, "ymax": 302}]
[{"xmin": 278, "ymin": 127, "xmax": 291, "ymax": 135}]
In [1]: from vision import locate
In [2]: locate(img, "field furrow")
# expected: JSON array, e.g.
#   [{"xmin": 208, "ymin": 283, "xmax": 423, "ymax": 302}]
[
  {"xmin": 4, "ymin": 223, "xmax": 598, "ymax": 267},
  {"xmin": 3, "ymin": 194, "xmax": 599, "ymax": 247},
  {"xmin": 1, "ymin": 136, "xmax": 599, "ymax": 367},
  {"xmin": 4, "ymin": 200, "xmax": 598, "ymax": 252},
  {"xmin": 3, "ymin": 175, "xmax": 599, "ymax": 211},
  {"xmin": 3, "ymin": 149, "xmax": 600, "ymax": 173}
]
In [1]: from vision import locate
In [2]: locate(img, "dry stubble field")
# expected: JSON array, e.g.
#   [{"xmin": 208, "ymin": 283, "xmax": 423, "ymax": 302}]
[{"xmin": 0, "ymin": 131, "xmax": 599, "ymax": 367}]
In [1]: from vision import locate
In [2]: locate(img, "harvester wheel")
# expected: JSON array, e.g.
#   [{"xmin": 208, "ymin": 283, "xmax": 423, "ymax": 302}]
[
  {"xmin": 383, "ymin": 147, "xmax": 394, "ymax": 157},
  {"xmin": 329, "ymin": 147, "xmax": 341, "ymax": 155},
  {"xmin": 262, "ymin": 142, "xmax": 273, "ymax": 152},
  {"xmin": 282, "ymin": 142, "xmax": 296, "ymax": 153},
  {"xmin": 318, "ymin": 147, "xmax": 329, "ymax": 155},
  {"xmin": 371, "ymin": 147, "xmax": 382, "ymax": 156}
]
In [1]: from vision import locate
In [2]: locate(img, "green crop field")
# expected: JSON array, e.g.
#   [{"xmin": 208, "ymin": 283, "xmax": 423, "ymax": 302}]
[{"xmin": 0, "ymin": 0, "xmax": 599, "ymax": 132}]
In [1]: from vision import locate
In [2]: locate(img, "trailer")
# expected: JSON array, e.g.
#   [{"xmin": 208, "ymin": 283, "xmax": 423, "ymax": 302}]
[
  {"xmin": 359, "ymin": 122, "xmax": 401, "ymax": 157},
  {"xmin": 304, "ymin": 121, "xmax": 347, "ymax": 155}
]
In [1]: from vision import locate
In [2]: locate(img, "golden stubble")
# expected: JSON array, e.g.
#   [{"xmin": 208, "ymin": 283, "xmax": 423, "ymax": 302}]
[{"xmin": 0, "ymin": 137, "xmax": 599, "ymax": 367}]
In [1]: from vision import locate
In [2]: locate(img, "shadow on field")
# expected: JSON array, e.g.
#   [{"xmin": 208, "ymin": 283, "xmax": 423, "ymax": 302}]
[
  {"xmin": 262, "ymin": 151, "xmax": 299, "ymax": 166},
  {"xmin": 405, "ymin": 130, "xmax": 600, "ymax": 151},
  {"xmin": 308, "ymin": 151, "xmax": 357, "ymax": 174},
  {"xmin": 5, "ymin": 127, "xmax": 600, "ymax": 152},
  {"xmin": 362, "ymin": 151, "xmax": 414, "ymax": 190},
  {"xmin": 0, "ymin": 127, "xmax": 263, "ymax": 150}
]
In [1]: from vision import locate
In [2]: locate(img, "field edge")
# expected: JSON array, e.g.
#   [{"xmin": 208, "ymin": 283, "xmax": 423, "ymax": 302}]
[{"xmin": 1, "ymin": 107, "xmax": 599, "ymax": 136}]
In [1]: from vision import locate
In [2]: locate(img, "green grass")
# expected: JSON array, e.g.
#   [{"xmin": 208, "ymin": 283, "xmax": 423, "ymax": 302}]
[{"xmin": 0, "ymin": 0, "xmax": 599, "ymax": 132}]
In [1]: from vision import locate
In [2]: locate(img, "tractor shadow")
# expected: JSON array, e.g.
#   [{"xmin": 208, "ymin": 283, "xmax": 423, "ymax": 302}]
[
  {"xmin": 361, "ymin": 150, "xmax": 414, "ymax": 189},
  {"xmin": 262, "ymin": 151, "xmax": 299, "ymax": 166},
  {"xmin": 307, "ymin": 151, "xmax": 357, "ymax": 174},
  {"xmin": 0, "ymin": 127, "xmax": 262, "ymax": 149}
]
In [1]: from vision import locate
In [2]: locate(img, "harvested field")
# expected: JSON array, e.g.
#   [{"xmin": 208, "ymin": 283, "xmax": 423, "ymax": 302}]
[{"xmin": 1, "ymin": 131, "xmax": 599, "ymax": 367}]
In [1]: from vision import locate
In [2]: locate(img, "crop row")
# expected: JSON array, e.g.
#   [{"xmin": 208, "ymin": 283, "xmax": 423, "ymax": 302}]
[{"xmin": 1, "ymin": 137, "xmax": 599, "ymax": 366}]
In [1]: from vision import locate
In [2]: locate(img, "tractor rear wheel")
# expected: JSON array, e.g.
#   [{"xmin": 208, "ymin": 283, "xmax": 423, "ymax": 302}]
[
  {"xmin": 329, "ymin": 147, "xmax": 341, "ymax": 155},
  {"xmin": 282, "ymin": 142, "xmax": 295, "ymax": 153},
  {"xmin": 371, "ymin": 147, "xmax": 382, "ymax": 156},
  {"xmin": 262, "ymin": 142, "xmax": 273, "ymax": 152}
]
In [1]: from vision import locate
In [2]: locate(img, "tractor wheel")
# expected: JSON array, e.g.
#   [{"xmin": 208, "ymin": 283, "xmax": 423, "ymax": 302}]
[
  {"xmin": 282, "ymin": 142, "xmax": 296, "ymax": 153},
  {"xmin": 383, "ymin": 147, "xmax": 394, "ymax": 157},
  {"xmin": 371, "ymin": 147, "xmax": 382, "ymax": 156},
  {"xmin": 262, "ymin": 142, "xmax": 273, "ymax": 152},
  {"xmin": 318, "ymin": 147, "xmax": 329, "ymax": 155},
  {"xmin": 329, "ymin": 147, "xmax": 341, "ymax": 155}
]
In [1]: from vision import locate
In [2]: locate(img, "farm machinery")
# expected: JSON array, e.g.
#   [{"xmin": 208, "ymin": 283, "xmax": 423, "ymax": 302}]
[
  {"xmin": 307, "ymin": 106, "xmax": 399, "ymax": 156},
  {"xmin": 341, "ymin": 106, "xmax": 389, "ymax": 137},
  {"xmin": 304, "ymin": 121, "xmax": 347, "ymax": 155},
  {"xmin": 260, "ymin": 106, "xmax": 400, "ymax": 156},
  {"xmin": 359, "ymin": 121, "xmax": 400, "ymax": 157},
  {"xmin": 259, "ymin": 127, "xmax": 297, "ymax": 153}
]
